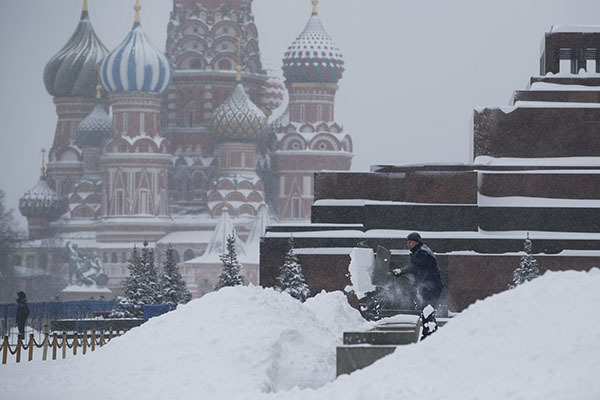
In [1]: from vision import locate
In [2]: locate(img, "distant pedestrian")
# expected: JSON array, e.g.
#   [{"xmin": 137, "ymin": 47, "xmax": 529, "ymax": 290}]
[
  {"xmin": 391, "ymin": 232, "xmax": 443, "ymax": 340},
  {"xmin": 16, "ymin": 291, "xmax": 29, "ymax": 339}
]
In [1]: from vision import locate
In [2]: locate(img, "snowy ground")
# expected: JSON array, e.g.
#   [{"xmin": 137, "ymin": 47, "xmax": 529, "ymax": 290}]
[{"xmin": 1, "ymin": 269, "xmax": 599, "ymax": 400}]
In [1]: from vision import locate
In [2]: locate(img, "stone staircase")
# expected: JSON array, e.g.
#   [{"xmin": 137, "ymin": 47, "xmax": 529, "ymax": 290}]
[{"xmin": 337, "ymin": 314, "xmax": 448, "ymax": 376}]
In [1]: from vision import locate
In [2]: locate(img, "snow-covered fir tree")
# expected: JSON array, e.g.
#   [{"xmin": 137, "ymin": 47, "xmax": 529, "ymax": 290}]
[
  {"xmin": 275, "ymin": 237, "xmax": 311, "ymax": 302},
  {"xmin": 215, "ymin": 234, "xmax": 244, "ymax": 290},
  {"xmin": 112, "ymin": 241, "xmax": 162, "ymax": 317},
  {"xmin": 160, "ymin": 244, "xmax": 191, "ymax": 307},
  {"xmin": 511, "ymin": 234, "xmax": 540, "ymax": 288}
]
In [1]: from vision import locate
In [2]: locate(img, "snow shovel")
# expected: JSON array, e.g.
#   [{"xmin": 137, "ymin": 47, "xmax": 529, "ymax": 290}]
[{"xmin": 376, "ymin": 245, "xmax": 410, "ymax": 282}]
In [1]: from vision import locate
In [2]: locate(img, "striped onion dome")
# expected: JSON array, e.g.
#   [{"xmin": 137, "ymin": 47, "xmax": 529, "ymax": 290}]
[
  {"xmin": 43, "ymin": 2, "xmax": 108, "ymax": 98},
  {"xmin": 209, "ymin": 75, "xmax": 268, "ymax": 143},
  {"xmin": 282, "ymin": 5, "xmax": 344, "ymax": 84},
  {"xmin": 19, "ymin": 171, "xmax": 66, "ymax": 221},
  {"xmin": 77, "ymin": 86, "xmax": 112, "ymax": 148},
  {"xmin": 101, "ymin": 3, "xmax": 172, "ymax": 95},
  {"xmin": 260, "ymin": 59, "xmax": 286, "ymax": 114}
]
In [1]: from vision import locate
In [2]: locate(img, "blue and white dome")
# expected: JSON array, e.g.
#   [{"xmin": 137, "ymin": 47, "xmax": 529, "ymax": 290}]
[{"xmin": 101, "ymin": 3, "xmax": 172, "ymax": 95}]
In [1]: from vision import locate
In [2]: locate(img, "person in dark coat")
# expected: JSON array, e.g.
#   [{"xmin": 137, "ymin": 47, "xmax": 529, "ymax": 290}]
[
  {"xmin": 392, "ymin": 232, "xmax": 443, "ymax": 340},
  {"xmin": 16, "ymin": 291, "xmax": 29, "ymax": 339}
]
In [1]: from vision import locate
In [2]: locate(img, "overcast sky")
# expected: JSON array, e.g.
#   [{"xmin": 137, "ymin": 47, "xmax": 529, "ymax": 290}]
[{"xmin": 2, "ymin": 0, "xmax": 600, "ymax": 227}]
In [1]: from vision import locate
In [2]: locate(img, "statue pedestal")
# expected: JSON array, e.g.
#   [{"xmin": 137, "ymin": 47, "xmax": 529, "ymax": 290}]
[{"xmin": 61, "ymin": 285, "xmax": 112, "ymax": 301}]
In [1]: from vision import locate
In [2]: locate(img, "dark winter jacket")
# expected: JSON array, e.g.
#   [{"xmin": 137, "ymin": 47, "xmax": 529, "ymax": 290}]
[
  {"xmin": 402, "ymin": 244, "xmax": 443, "ymax": 297},
  {"xmin": 16, "ymin": 299, "xmax": 29, "ymax": 324}
]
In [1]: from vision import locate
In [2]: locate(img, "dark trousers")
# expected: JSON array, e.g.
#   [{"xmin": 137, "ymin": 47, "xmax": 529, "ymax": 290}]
[
  {"xmin": 418, "ymin": 287, "xmax": 441, "ymax": 340},
  {"xmin": 17, "ymin": 320, "xmax": 26, "ymax": 337}
]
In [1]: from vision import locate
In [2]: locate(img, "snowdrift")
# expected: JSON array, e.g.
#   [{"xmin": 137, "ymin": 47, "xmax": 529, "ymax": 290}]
[
  {"xmin": 0, "ymin": 286, "xmax": 364, "ymax": 400},
  {"xmin": 2, "ymin": 269, "xmax": 599, "ymax": 400},
  {"xmin": 272, "ymin": 268, "xmax": 600, "ymax": 400}
]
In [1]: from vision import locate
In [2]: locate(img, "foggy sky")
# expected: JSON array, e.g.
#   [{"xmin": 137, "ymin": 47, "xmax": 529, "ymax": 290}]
[{"xmin": 2, "ymin": 0, "xmax": 600, "ymax": 227}]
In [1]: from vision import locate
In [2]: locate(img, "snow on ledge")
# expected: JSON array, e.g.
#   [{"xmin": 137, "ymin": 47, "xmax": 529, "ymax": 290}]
[
  {"xmin": 478, "ymin": 193, "xmax": 600, "ymax": 208},
  {"xmin": 474, "ymin": 156, "xmax": 600, "ymax": 167},
  {"xmin": 550, "ymin": 25, "xmax": 600, "ymax": 33}
]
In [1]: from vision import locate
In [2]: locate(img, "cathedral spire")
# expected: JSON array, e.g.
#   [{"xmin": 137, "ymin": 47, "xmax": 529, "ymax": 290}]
[
  {"xmin": 83, "ymin": 0, "xmax": 88, "ymax": 12},
  {"xmin": 134, "ymin": 1, "xmax": 141, "ymax": 24},
  {"xmin": 236, "ymin": 39, "xmax": 242, "ymax": 81},
  {"xmin": 40, "ymin": 148, "xmax": 47, "ymax": 179}
]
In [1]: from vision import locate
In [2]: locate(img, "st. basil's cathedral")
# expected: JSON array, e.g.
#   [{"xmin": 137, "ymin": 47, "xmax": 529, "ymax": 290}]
[{"xmin": 15, "ymin": 0, "xmax": 352, "ymax": 300}]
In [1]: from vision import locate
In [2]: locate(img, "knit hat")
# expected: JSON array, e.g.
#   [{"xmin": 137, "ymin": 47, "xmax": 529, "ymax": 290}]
[{"xmin": 406, "ymin": 232, "xmax": 422, "ymax": 243}]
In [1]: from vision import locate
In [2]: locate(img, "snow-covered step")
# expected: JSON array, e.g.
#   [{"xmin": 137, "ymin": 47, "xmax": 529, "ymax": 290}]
[
  {"xmin": 343, "ymin": 329, "xmax": 418, "ymax": 346},
  {"xmin": 336, "ymin": 345, "xmax": 397, "ymax": 376}
]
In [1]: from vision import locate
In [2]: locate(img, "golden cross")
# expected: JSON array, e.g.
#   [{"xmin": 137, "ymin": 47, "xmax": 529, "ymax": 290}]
[
  {"xmin": 41, "ymin": 148, "xmax": 47, "ymax": 177},
  {"xmin": 312, "ymin": 0, "xmax": 319, "ymax": 14},
  {"xmin": 134, "ymin": 1, "xmax": 141, "ymax": 23},
  {"xmin": 236, "ymin": 39, "xmax": 242, "ymax": 81}
]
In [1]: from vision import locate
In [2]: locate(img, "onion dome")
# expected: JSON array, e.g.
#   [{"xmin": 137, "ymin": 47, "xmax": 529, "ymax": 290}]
[
  {"xmin": 77, "ymin": 85, "xmax": 112, "ymax": 147},
  {"xmin": 209, "ymin": 67, "xmax": 268, "ymax": 143},
  {"xmin": 43, "ymin": 1, "xmax": 108, "ymax": 98},
  {"xmin": 282, "ymin": 0, "xmax": 344, "ymax": 84},
  {"xmin": 101, "ymin": 2, "xmax": 172, "ymax": 95},
  {"xmin": 260, "ymin": 59, "xmax": 286, "ymax": 114},
  {"xmin": 19, "ymin": 154, "xmax": 67, "ymax": 221}
]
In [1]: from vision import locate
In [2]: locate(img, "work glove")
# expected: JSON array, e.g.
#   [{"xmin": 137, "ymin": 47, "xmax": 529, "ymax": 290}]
[{"xmin": 390, "ymin": 268, "xmax": 403, "ymax": 277}]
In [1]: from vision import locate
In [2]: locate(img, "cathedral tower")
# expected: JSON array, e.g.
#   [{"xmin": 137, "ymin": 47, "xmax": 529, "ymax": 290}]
[
  {"xmin": 270, "ymin": 0, "xmax": 353, "ymax": 220},
  {"xmin": 162, "ymin": 0, "xmax": 268, "ymax": 213},
  {"xmin": 207, "ymin": 66, "xmax": 268, "ymax": 217},
  {"xmin": 43, "ymin": 0, "xmax": 108, "ymax": 198},
  {"xmin": 99, "ymin": 2, "xmax": 173, "ymax": 241}
]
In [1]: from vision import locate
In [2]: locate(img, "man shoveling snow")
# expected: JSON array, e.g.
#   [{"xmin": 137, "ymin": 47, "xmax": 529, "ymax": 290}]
[{"xmin": 391, "ymin": 232, "xmax": 443, "ymax": 340}]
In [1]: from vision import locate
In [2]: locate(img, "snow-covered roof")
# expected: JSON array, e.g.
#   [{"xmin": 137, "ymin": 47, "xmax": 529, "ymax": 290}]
[
  {"xmin": 186, "ymin": 211, "xmax": 248, "ymax": 264},
  {"xmin": 157, "ymin": 230, "xmax": 215, "ymax": 245}
]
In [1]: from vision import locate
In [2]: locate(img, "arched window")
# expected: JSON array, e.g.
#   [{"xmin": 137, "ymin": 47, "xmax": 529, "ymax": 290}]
[
  {"xmin": 103, "ymin": 253, "xmax": 108, "ymax": 264},
  {"xmin": 317, "ymin": 104, "xmax": 322, "ymax": 121},
  {"xmin": 111, "ymin": 252, "xmax": 118, "ymax": 264},
  {"xmin": 183, "ymin": 249, "xmax": 195, "ymax": 261},
  {"xmin": 13, "ymin": 255, "xmax": 22, "ymax": 266},
  {"xmin": 121, "ymin": 252, "xmax": 127, "ymax": 263},
  {"xmin": 218, "ymin": 59, "xmax": 232, "ymax": 71},
  {"xmin": 300, "ymin": 104, "xmax": 305, "ymax": 123},
  {"xmin": 172, "ymin": 249, "xmax": 181, "ymax": 264},
  {"xmin": 190, "ymin": 59, "xmax": 202, "ymax": 69}
]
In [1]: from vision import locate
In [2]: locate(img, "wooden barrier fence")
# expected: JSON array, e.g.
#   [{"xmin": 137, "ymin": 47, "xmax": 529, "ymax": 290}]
[{"xmin": 1, "ymin": 329, "xmax": 125, "ymax": 365}]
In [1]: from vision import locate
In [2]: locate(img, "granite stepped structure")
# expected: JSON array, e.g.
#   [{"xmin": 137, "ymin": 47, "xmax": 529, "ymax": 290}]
[{"xmin": 260, "ymin": 26, "xmax": 600, "ymax": 312}]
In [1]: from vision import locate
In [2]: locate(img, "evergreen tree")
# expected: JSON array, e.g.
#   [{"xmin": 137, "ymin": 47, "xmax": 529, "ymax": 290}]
[
  {"xmin": 511, "ymin": 234, "xmax": 540, "ymax": 288},
  {"xmin": 0, "ymin": 191, "xmax": 22, "ymax": 302},
  {"xmin": 215, "ymin": 234, "xmax": 244, "ymax": 290},
  {"xmin": 113, "ymin": 241, "xmax": 162, "ymax": 317},
  {"xmin": 160, "ymin": 244, "xmax": 191, "ymax": 307},
  {"xmin": 275, "ymin": 237, "xmax": 311, "ymax": 302}
]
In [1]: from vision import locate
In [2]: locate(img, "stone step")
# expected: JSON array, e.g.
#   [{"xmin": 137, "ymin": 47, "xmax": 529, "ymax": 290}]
[
  {"xmin": 336, "ymin": 345, "xmax": 397, "ymax": 377},
  {"xmin": 343, "ymin": 329, "xmax": 418, "ymax": 345}
]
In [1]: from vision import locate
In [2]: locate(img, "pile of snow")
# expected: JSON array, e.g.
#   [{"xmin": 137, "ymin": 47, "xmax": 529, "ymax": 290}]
[
  {"xmin": 275, "ymin": 269, "xmax": 600, "ymax": 400},
  {"xmin": 345, "ymin": 247, "xmax": 375, "ymax": 298},
  {"xmin": 0, "ymin": 286, "xmax": 364, "ymax": 400},
  {"xmin": 2, "ymin": 269, "xmax": 600, "ymax": 400}
]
